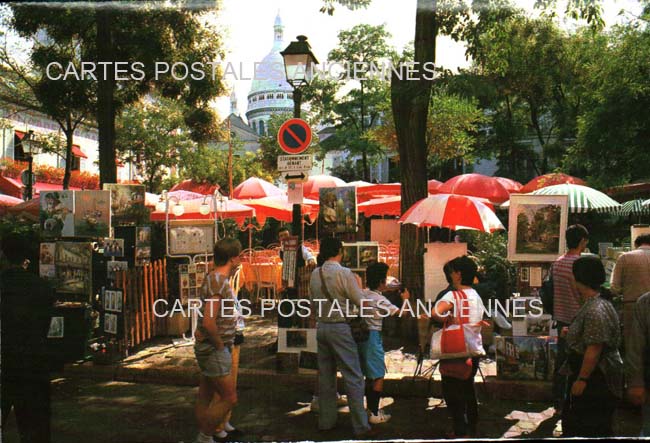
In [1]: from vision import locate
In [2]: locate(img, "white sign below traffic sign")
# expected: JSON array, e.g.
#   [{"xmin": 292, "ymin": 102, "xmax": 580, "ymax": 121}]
[{"xmin": 277, "ymin": 154, "xmax": 313, "ymax": 173}]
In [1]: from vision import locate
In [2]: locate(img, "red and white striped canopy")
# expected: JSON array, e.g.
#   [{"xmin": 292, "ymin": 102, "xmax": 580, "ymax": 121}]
[{"xmin": 398, "ymin": 194, "xmax": 505, "ymax": 232}]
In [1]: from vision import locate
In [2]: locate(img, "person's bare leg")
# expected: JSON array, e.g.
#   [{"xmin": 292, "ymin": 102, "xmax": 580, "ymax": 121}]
[
  {"xmin": 216, "ymin": 345, "xmax": 240, "ymax": 432},
  {"xmin": 200, "ymin": 374, "xmax": 237, "ymax": 435}
]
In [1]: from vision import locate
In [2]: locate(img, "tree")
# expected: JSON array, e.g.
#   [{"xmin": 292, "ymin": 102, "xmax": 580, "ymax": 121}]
[
  {"xmin": 565, "ymin": 25, "xmax": 650, "ymax": 187},
  {"xmin": 115, "ymin": 96, "xmax": 195, "ymax": 193},
  {"xmin": 322, "ymin": 0, "xmax": 604, "ymax": 327},
  {"xmin": 370, "ymin": 88, "xmax": 486, "ymax": 180},
  {"xmin": 9, "ymin": 2, "xmax": 226, "ymax": 185},
  {"xmin": 0, "ymin": 10, "xmax": 92, "ymax": 189},
  {"xmin": 304, "ymin": 24, "xmax": 396, "ymax": 180}
]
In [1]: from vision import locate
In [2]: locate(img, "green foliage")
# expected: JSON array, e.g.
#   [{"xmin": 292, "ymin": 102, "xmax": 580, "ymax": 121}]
[
  {"xmin": 565, "ymin": 26, "xmax": 650, "ymax": 187},
  {"xmin": 115, "ymin": 96, "xmax": 196, "ymax": 193},
  {"xmin": 459, "ymin": 230, "xmax": 517, "ymax": 301},
  {"xmin": 0, "ymin": 217, "xmax": 41, "ymax": 272}
]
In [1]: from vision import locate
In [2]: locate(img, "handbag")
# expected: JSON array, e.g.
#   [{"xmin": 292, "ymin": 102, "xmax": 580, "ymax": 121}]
[
  {"xmin": 319, "ymin": 267, "xmax": 369, "ymax": 343},
  {"xmin": 430, "ymin": 290, "xmax": 486, "ymax": 360},
  {"xmin": 439, "ymin": 358, "xmax": 473, "ymax": 380}
]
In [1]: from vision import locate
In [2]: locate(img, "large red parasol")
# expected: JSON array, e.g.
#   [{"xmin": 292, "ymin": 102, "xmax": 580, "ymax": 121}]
[
  {"xmin": 244, "ymin": 195, "xmax": 319, "ymax": 225},
  {"xmin": 302, "ymin": 174, "xmax": 346, "ymax": 200},
  {"xmin": 438, "ymin": 173, "xmax": 510, "ymax": 204},
  {"xmin": 170, "ymin": 179, "xmax": 220, "ymax": 195},
  {"xmin": 428, "ymin": 179, "xmax": 443, "ymax": 194},
  {"xmin": 232, "ymin": 177, "xmax": 283, "ymax": 200},
  {"xmin": 399, "ymin": 194, "xmax": 505, "ymax": 232},
  {"xmin": 150, "ymin": 197, "xmax": 254, "ymax": 223},
  {"xmin": 519, "ymin": 173, "xmax": 586, "ymax": 194},
  {"xmin": 495, "ymin": 177, "xmax": 523, "ymax": 193},
  {"xmin": 0, "ymin": 194, "xmax": 24, "ymax": 216}
]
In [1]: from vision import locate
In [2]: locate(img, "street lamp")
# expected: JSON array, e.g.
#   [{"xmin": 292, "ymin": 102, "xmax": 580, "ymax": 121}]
[
  {"xmin": 21, "ymin": 130, "xmax": 41, "ymax": 200},
  {"xmin": 281, "ymin": 35, "xmax": 318, "ymax": 291},
  {"xmin": 280, "ymin": 35, "xmax": 319, "ymax": 118}
]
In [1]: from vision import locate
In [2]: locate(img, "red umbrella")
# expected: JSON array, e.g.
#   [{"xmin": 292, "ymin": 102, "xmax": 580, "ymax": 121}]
[
  {"xmin": 439, "ymin": 173, "xmax": 510, "ymax": 204},
  {"xmin": 428, "ymin": 179, "xmax": 443, "ymax": 194},
  {"xmin": 520, "ymin": 173, "xmax": 586, "ymax": 194},
  {"xmin": 303, "ymin": 174, "xmax": 346, "ymax": 200},
  {"xmin": 150, "ymin": 197, "xmax": 254, "ymax": 223},
  {"xmin": 244, "ymin": 195, "xmax": 319, "ymax": 225},
  {"xmin": 0, "ymin": 194, "xmax": 24, "ymax": 217},
  {"xmin": 399, "ymin": 194, "xmax": 505, "ymax": 232},
  {"xmin": 358, "ymin": 196, "xmax": 402, "ymax": 217},
  {"xmin": 6, "ymin": 197, "xmax": 40, "ymax": 220},
  {"xmin": 495, "ymin": 177, "xmax": 523, "ymax": 193},
  {"xmin": 233, "ymin": 177, "xmax": 283, "ymax": 200}
]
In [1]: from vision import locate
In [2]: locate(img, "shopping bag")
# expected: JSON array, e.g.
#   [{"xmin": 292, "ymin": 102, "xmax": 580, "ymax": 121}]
[
  {"xmin": 439, "ymin": 358, "xmax": 473, "ymax": 380},
  {"xmin": 430, "ymin": 290, "xmax": 486, "ymax": 360}
]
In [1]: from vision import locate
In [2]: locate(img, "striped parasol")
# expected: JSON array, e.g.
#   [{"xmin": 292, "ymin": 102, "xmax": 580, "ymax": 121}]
[
  {"xmin": 618, "ymin": 199, "xmax": 650, "ymax": 216},
  {"xmin": 532, "ymin": 184, "xmax": 620, "ymax": 213}
]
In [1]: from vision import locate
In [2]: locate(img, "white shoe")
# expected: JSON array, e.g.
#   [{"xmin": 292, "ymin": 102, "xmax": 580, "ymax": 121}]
[
  {"xmin": 310, "ymin": 396, "xmax": 319, "ymax": 413},
  {"xmin": 368, "ymin": 409, "xmax": 391, "ymax": 424}
]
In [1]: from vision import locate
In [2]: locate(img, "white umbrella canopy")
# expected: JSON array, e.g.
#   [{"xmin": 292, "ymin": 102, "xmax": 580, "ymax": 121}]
[
  {"xmin": 531, "ymin": 184, "xmax": 621, "ymax": 213},
  {"xmin": 618, "ymin": 199, "xmax": 650, "ymax": 216},
  {"xmin": 398, "ymin": 194, "xmax": 505, "ymax": 232}
]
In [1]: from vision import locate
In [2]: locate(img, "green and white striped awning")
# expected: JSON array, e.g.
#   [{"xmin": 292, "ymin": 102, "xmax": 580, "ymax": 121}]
[
  {"xmin": 532, "ymin": 184, "xmax": 621, "ymax": 213},
  {"xmin": 618, "ymin": 199, "xmax": 650, "ymax": 216}
]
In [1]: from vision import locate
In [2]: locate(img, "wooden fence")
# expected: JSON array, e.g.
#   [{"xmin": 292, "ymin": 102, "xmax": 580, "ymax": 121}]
[{"xmin": 115, "ymin": 258, "xmax": 169, "ymax": 351}]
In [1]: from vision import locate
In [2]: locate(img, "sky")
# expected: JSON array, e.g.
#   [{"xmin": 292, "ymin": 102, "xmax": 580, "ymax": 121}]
[{"xmin": 213, "ymin": 0, "xmax": 644, "ymax": 119}]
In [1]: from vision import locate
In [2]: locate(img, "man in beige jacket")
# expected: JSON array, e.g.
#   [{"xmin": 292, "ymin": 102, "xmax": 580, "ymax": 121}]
[{"xmin": 611, "ymin": 234, "xmax": 650, "ymax": 331}]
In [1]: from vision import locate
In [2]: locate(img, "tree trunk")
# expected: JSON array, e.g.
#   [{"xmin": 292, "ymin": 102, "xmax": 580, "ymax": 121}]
[
  {"xmin": 392, "ymin": 0, "xmax": 437, "ymax": 343},
  {"xmin": 62, "ymin": 125, "xmax": 73, "ymax": 189},
  {"xmin": 96, "ymin": 9, "xmax": 117, "ymax": 186}
]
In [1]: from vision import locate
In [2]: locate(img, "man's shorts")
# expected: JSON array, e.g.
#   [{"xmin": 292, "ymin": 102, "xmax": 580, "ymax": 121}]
[
  {"xmin": 358, "ymin": 330, "xmax": 386, "ymax": 379},
  {"xmin": 194, "ymin": 341, "xmax": 232, "ymax": 378}
]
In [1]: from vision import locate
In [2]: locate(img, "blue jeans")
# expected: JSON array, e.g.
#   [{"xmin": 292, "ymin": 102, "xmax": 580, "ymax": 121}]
[{"xmin": 317, "ymin": 322, "xmax": 370, "ymax": 435}]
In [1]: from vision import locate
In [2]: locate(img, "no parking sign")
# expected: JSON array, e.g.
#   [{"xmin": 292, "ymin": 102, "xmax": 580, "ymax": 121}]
[{"xmin": 277, "ymin": 118, "xmax": 312, "ymax": 155}]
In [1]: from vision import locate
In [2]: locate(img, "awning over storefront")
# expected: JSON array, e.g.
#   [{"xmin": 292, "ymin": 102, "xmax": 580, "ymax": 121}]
[
  {"xmin": 71, "ymin": 144, "xmax": 88, "ymax": 159},
  {"xmin": 15, "ymin": 130, "xmax": 26, "ymax": 140}
]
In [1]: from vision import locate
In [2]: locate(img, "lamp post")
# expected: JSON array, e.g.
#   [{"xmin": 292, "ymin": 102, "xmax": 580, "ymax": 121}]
[
  {"xmin": 21, "ymin": 130, "xmax": 41, "ymax": 200},
  {"xmin": 281, "ymin": 35, "xmax": 318, "ymax": 290}
]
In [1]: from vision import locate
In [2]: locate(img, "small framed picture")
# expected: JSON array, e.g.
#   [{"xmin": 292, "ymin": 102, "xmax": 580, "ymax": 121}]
[
  {"xmin": 520, "ymin": 266, "xmax": 530, "ymax": 283},
  {"xmin": 104, "ymin": 313, "xmax": 118, "ymax": 335},
  {"xmin": 47, "ymin": 317, "xmax": 64, "ymax": 338}
]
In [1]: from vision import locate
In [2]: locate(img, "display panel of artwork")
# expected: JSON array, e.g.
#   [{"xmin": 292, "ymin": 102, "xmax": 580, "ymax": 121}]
[
  {"xmin": 495, "ymin": 336, "xmax": 551, "ymax": 381},
  {"xmin": 341, "ymin": 242, "xmax": 379, "ymax": 270},
  {"xmin": 40, "ymin": 190, "xmax": 74, "ymax": 238},
  {"xmin": 39, "ymin": 242, "xmax": 56, "ymax": 278},
  {"xmin": 103, "ymin": 290, "xmax": 123, "ymax": 313},
  {"xmin": 103, "ymin": 184, "xmax": 146, "ymax": 226},
  {"xmin": 107, "ymin": 261, "xmax": 129, "ymax": 283},
  {"xmin": 74, "ymin": 190, "xmax": 111, "ymax": 238},
  {"xmin": 104, "ymin": 313, "xmax": 118, "ymax": 335},
  {"xmin": 178, "ymin": 263, "xmax": 207, "ymax": 305},
  {"xmin": 55, "ymin": 242, "xmax": 92, "ymax": 295},
  {"xmin": 169, "ymin": 223, "xmax": 215, "ymax": 255},
  {"xmin": 135, "ymin": 226, "xmax": 152, "ymax": 266},
  {"xmin": 507, "ymin": 194, "xmax": 569, "ymax": 262},
  {"xmin": 318, "ymin": 186, "xmax": 357, "ymax": 234},
  {"xmin": 103, "ymin": 238, "xmax": 125, "ymax": 257}
]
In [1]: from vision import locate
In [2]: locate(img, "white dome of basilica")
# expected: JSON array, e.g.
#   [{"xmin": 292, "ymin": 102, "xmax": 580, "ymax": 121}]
[{"xmin": 245, "ymin": 13, "xmax": 295, "ymax": 136}]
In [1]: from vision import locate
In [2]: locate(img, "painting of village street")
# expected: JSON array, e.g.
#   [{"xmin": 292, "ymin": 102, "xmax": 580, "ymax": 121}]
[
  {"xmin": 496, "ymin": 336, "xmax": 550, "ymax": 381},
  {"xmin": 515, "ymin": 204, "xmax": 561, "ymax": 254},
  {"xmin": 103, "ymin": 184, "xmax": 146, "ymax": 226},
  {"xmin": 55, "ymin": 242, "xmax": 93, "ymax": 296}
]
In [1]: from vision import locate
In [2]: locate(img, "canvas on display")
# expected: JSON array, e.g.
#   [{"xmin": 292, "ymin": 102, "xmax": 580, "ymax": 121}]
[
  {"xmin": 495, "ymin": 336, "xmax": 550, "ymax": 381},
  {"xmin": 168, "ymin": 222, "xmax": 215, "ymax": 255},
  {"xmin": 40, "ymin": 190, "xmax": 74, "ymax": 238},
  {"xmin": 74, "ymin": 190, "xmax": 111, "ymax": 238},
  {"xmin": 103, "ymin": 184, "xmax": 146, "ymax": 226},
  {"xmin": 39, "ymin": 242, "xmax": 56, "ymax": 278},
  {"xmin": 318, "ymin": 186, "xmax": 357, "ymax": 234},
  {"xmin": 55, "ymin": 242, "xmax": 93, "ymax": 295}
]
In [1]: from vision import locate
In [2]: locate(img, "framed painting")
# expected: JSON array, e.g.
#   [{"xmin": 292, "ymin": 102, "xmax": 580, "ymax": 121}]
[
  {"xmin": 74, "ymin": 190, "xmax": 111, "ymax": 238},
  {"xmin": 341, "ymin": 243, "xmax": 359, "ymax": 269},
  {"xmin": 507, "ymin": 194, "xmax": 569, "ymax": 262},
  {"xmin": 40, "ymin": 190, "xmax": 74, "ymax": 238},
  {"xmin": 318, "ymin": 186, "xmax": 358, "ymax": 234},
  {"xmin": 169, "ymin": 221, "xmax": 215, "ymax": 256},
  {"xmin": 55, "ymin": 242, "xmax": 93, "ymax": 295},
  {"xmin": 103, "ymin": 184, "xmax": 146, "ymax": 226}
]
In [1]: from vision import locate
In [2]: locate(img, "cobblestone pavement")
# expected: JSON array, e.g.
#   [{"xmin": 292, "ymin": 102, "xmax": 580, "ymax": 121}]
[{"xmin": 3, "ymin": 377, "xmax": 641, "ymax": 443}]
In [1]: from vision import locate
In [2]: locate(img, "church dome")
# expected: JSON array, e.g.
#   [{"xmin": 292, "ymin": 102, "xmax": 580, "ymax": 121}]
[{"xmin": 246, "ymin": 12, "xmax": 295, "ymax": 135}]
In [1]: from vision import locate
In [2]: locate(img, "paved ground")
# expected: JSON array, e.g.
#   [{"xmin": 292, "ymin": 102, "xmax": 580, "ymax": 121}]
[{"xmin": 4, "ymin": 376, "xmax": 642, "ymax": 443}]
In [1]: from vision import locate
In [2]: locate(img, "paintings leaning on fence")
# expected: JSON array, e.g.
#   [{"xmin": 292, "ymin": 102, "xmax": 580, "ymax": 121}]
[
  {"xmin": 40, "ymin": 190, "xmax": 74, "ymax": 238},
  {"xmin": 103, "ymin": 184, "xmax": 146, "ymax": 226},
  {"xmin": 319, "ymin": 186, "xmax": 357, "ymax": 234},
  {"xmin": 495, "ymin": 336, "xmax": 558, "ymax": 381},
  {"xmin": 341, "ymin": 242, "xmax": 379, "ymax": 270},
  {"xmin": 178, "ymin": 263, "xmax": 207, "ymax": 304},
  {"xmin": 135, "ymin": 226, "xmax": 152, "ymax": 266},
  {"xmin": 55, "ymin": 242, "xmax": 93, "ymax": 295},
  {"xmin": 507, "ymin": 194, "xmax": 569, "ymax": 262},
  {"xmin": 73, "ymin": 190, "xmax": 111, "ymax": 238},
  {"xmin": 169, "ymin": 223, "xmax": 215, "ymax": 255}
]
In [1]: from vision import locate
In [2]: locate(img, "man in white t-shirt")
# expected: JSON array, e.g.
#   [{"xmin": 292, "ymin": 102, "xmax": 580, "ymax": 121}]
[{"xmin": 358, "ymin": 262, "xmax": 410, "ymax": 424}]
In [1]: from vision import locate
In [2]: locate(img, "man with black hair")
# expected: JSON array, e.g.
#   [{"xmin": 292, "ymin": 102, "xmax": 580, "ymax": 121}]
[
  {"xmin": 611, "ymin": 233, "xmax": 650, "ymax": 332},
  {"xmin": 551, "ymin": 223, "xmax": 589, "ymax": 413},
  {"xmin": 277, "ymin": 227, "xmax": 316, "ymax": 265},
  {"xmin": 309, "ymin": 237, "xmax": 372, "ymax": 437},
  {"xmin": 1, "ymin": 233, "xmax": 54, "ymax": 443},
  {"xmin": 358, "ymin": 262, "xmax": 409, "ymax": 424}
]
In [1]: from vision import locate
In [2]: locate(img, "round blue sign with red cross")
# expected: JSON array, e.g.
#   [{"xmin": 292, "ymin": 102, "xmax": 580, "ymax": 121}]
[{"xmin": 277, "ymin": 118, "xmax": 312, "ymax": 155}]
